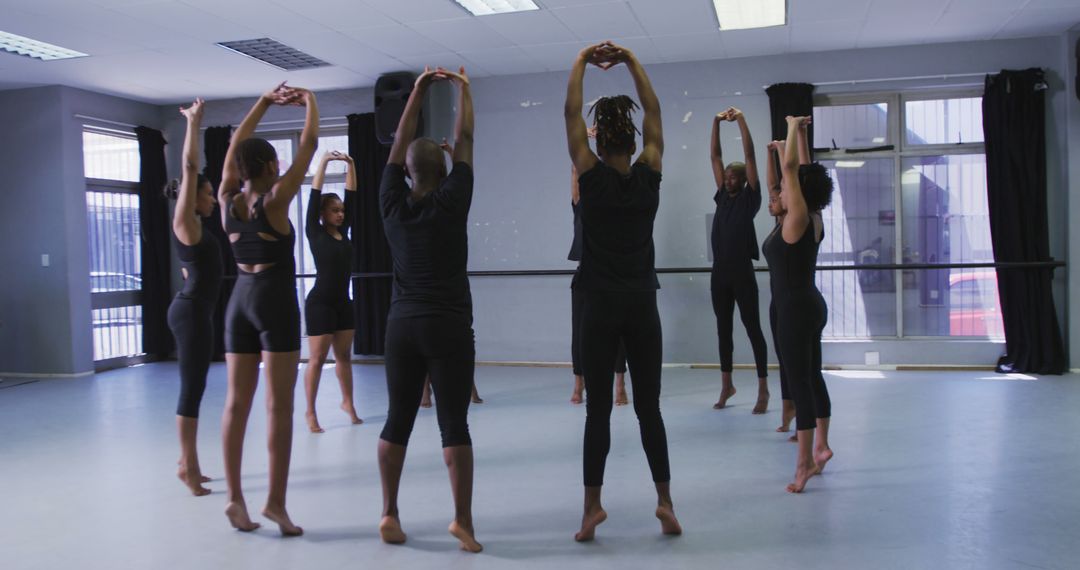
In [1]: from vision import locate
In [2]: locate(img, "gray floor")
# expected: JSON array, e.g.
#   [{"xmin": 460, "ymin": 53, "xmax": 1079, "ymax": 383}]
[{"xmin": 2, "ymin": 364, "xmax": 1078, "ymax": 570}]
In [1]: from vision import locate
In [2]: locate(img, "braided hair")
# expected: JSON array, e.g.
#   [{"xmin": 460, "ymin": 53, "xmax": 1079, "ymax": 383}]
[{"xmin": 588, "ymin": 95, "xmax": 640, "ymax": 156}]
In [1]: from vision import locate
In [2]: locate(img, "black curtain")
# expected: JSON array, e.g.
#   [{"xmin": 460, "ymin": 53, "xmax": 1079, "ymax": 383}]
[
  {"xmin": 135, "ymin": 126, "xmax": 173, "ymax": 359},
  {"xmin": 982, "ymin": 68, "xmax": 1065, "ymax": 374},
  {"xmin": 348, "ymin": 113, "xmax": 392, "ymax": 355},
  {"xmin": 203, "ymin": 126, "xmax": 235, "ymax": 361},
  {"xmin": 765, "ymin": 82, "xmax": 815, "ymax": 158}
]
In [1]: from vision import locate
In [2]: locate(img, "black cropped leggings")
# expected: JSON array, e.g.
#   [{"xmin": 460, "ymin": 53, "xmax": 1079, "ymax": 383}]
[
  {"xmin": 168, "ymin": 297, "xmax": 214, "ymax": 418},
  {"xmin": 774, "ymin": 290, "xmax": 831, "ymax": 431},
  {"xmin": 572, "ymin": 285, "xmax": 627, "ymax": 375},
  {"xmin": 381, "ymin": 316, "xmax": 475, "ymax": 448},
  {"xmin": 711, "ymin": 264, "xmax": 769, "ymax": 378},
  {"xmin": 581, "ymin": 289, "xmax": 670, "ymax": 487}
]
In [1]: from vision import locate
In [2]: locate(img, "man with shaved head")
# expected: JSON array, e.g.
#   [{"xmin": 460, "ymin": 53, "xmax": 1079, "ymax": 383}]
[{"xmin": 376, "ymin": 65, "xmax": 482, "ymax": 553}]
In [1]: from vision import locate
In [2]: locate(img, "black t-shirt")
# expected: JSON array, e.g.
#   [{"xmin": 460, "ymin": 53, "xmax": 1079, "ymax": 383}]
[
  {"xmin": 379, "ymin": 162, "xmax": 474, "ymax": 320},
  {"xmin": 576, "ymin": 161, "xmax": 661, "ymax": 292},
  {"xmin": 711, "ymin": 181, "xmax": 761, "ymax": 266},
  {"xmin": 306, "ymin": 188, "xmax": 354, "ymax": 304}
]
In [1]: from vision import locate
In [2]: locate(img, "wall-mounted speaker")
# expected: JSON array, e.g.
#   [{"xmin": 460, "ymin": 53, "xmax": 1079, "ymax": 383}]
[{"xmin": 374, "ymin": 72, "xmax": 421, "ymax": 145}]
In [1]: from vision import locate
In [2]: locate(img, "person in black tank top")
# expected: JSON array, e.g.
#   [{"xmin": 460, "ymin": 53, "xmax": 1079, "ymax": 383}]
[
  {"xmin": 569, "ymin": 164, "xmax": 629, "ymax": 406},
  {"xmin": 376, "ymin": 66, "xmax": 483, "ymax": 553},
  {"xmin": 166, "ymin": 99, "xmax": 223, "ymax": 497},
  {"xmin": 300, "ymin": 150, "xmax": 363, "ymax": 433},
  {"xmin": 217, "ymin": 83, "xmax": 319, "ymax": 536},
  {"xmin": 708, "ymin": 107, "xmax": 771, "ymax": 413},
  {"xmin": 565, "ymin": 41, "xmax": 682, "ymax": 542},
  {"xmin": 764, "ymin": 116, "xmax": 835, "ymax": 494}
]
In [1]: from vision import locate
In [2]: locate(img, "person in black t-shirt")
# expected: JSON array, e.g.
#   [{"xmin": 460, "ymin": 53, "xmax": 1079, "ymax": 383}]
[
  {"xmin": 709, "ymin": 107, "xmax": 771, "ymax": 414},
  {"xmin": 376, "ymin": 66, "xmax": 482, "ymax": 553},
  {"xmin": 565, "ymin": 41, "xmax": 681, "ymax": 542}
]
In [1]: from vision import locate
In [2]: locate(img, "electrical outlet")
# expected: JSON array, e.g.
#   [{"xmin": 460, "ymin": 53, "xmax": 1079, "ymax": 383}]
[{"xmin": 41, "ymin": 254, "xmax": 50, "ymax": 267}]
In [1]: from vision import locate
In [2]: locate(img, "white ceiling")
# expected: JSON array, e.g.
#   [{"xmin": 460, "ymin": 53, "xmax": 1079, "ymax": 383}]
[{"xmin": 0, "ymin": 0, "xmax": 1077, "ymax": 104}]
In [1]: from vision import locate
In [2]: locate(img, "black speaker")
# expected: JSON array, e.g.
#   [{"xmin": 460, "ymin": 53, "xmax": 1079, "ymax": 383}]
[{"xmin": 375, "ymin": 71, "xmax": 422, "ymax": 145}]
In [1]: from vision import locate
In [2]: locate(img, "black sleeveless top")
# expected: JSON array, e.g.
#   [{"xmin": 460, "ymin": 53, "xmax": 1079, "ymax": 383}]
[
  {"xmin": 568, "ymin": 200, "xmax": 583, "ymax": 262},
  {"xmin": 306, "ymin": 188, "xmax": 354, "ymax": 303},
  {"xmin": 224, "ymin": 193, "xmax": 295, "ymax": 275},
  {"xmin": 763, "ymin": 216, "xmax": 818, "ymax": 295},
  {"xmin": 175, "ymin": 228, "xmax": 223, "ymax": 303}
]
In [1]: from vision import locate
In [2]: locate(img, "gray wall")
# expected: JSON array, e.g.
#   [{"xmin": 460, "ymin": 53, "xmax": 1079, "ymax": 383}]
[
  {"xmin": 0, "ymin": 86, "xmax": 160, "ymax": 376},
  {"xmin": 1066, "ymin": 26, "xmax": 1080, "ymax": 370}
]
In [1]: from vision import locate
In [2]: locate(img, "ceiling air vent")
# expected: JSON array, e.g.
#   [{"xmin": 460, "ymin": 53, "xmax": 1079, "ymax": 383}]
[{"xmin": 215, "ymin": 38, "xmax": 330, "ymax": 71}]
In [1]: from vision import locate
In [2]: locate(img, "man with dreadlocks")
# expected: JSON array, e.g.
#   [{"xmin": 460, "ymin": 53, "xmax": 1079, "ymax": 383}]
[
  {"xmin": 709, "ymin": 107, "xmax": 771, "ymax": 414},
  {"xmin": 564, "ymin": 41, "xmax": 681, "ymax": 542}
]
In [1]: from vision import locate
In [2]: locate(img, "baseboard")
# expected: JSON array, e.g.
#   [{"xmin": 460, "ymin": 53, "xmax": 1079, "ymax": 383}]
[
  {"xmin": 301, "ymin": 359, "xmax": 1000, "ymax": 372},
  {"xmin": 0, "ymin": 371, "xmax": 94, "ymax": 379}
]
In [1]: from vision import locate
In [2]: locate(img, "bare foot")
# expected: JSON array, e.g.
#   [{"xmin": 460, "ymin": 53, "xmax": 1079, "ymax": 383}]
[
  {"xmin": 786, "ymin": 461, "xmax": 818, "ymax": 494},
  {"xmin": 655, "ymin": 504, "xmax": 682, "ymax": 536},
  {"xmin": 713, "ymin": 385, "xmax": 736, "ymax": 410},
  {"xmin": 570, "ymin": 390, "xmax": 583, "ymax": 404},
  {"xmin": 752, "ymin": 392, "xmax": 769, "ymax": 414},
  {"xmin": 449, "ymin": 520, "xmax": 483, "ymax": 553},
  {"xmin": 814, "ymin": 447, "xmax": 834, "ymax": 474},
  {"xmin": 471, "ymin": 395, "xmax": 484, "ymax": 404},
  {"xmin": 305, "ymin": 411, "xmax": 324, "ymax": 434},
  {"xmin": 788, "ymin": 434, "xmax": 798, "ymax": 443},
  {"xmin": 177, "ymin": 465, "xmax": 211, "ymax": 496},
  {"xmin": 379, "ymin": 516, "xmax": 407, "ymax": 544},
  {"xmin": 420, "ymin": 398, "xmax": 432, "ymax": 409},
  {"xmin": 201, "ymin": 475, "xmax": 212, "ymax": 483},
  {"xmin": 615, "ymin": 391, "xmax": 629, "ymax": 406},
  {"xmin": 341, "ymin": 402, "xmax": 364, "ymax": 424},
  {"xmin": 225, "ymin": 501, "xmax": 261, "ymax": 532},
  {"xmin": 574, "ymin": 507, "xmax": 608, "ymax": 542},
  {"xmin": 262, "ymin": 505, "xmax": 303, "ymax": 536},
  {"xmin": 777, "ymin": 401, "xmax": 795, "ymax": 432}
]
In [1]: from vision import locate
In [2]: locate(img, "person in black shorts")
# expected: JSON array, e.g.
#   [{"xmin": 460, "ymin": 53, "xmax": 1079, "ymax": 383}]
[
  {"xmin": 565, "ymin": 41, "xmax": 681, "ymax": 542},
  {"xmin": 709, "ymin": 107, "xmax": 770, "ymax": 413},
  {"xmin": 302, "ymin": 150, "xmax": 363, "ymax": 433},
  {"xmin": 166, "ymin": 98, "xmax": 222, "ymax": 497},
  {"xmin": 218, "ymin": 83, "xmax": 318, "ymax": 535},
  {"xmin": 763, "ymin": 116, "xmax": 834, "ymax": 493},
  {"xmin": 376, "ymin": 66, "xmax": 482, "ymax": 553}
]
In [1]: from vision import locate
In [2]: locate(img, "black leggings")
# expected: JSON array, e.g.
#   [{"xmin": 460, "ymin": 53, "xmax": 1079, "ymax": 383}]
[
  {"xmin": 381, "ymin": 316, "xmax": 475, "ymax": 448},
  {"xmin": 769, "ymin": 301, "xmax": 789, "ymax": 400},
  {"xmin": 168, "ymin": 297, "xmax": 214, "ymax": 418},
  {"xmin": 225, "ymin": 268, "xmax": 300, "ymax": 354},
  {"xmin": 775, "ymin": 290, "xmax": 830, "ymax": 431},
  {"xmin": 581, "ymin": 289, "xmax": 669, "ymax": 487},
  {"xmin": 711, "ymin": 265, "xmax": 769, "ymax": 378},
  {"xmin": 572, "ymin": 285, "xmax": 627, "ymax": 375}
]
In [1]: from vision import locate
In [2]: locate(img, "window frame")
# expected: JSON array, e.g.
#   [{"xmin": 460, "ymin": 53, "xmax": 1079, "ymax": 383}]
[{"xmin": 813, "ymin": 88, "xmax": 995, "ymax": 341}]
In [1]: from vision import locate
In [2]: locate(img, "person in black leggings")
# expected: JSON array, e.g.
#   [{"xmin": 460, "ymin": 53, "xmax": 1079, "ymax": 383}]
[
  {"xmin": 376, "ymin": 66, "xmax": 482, "ymax": 553},
  {"xmin": 565, "ymin": 41, "xmax": 681, "ymax": 542},
  {"xmin": 709, "ymin": 107, "xmax": 770, "ymax": 413},
  {"xmin": 763, "ymin": 116, "xmax": 834, "ymax": 494},
  {"xmin": 218, "ymin": 83, "xmax": 318, "ymax": 536},
  {"xmin": 570, "ymin": 164, "xmax": 629, "ymax": 406},
  {"xmin": 302, "ymin": 150, "xmax": 362, "ymax": 433},
  {"xmin": 167, "ymin": 98, "xmax": 222, "ymax": 497}
]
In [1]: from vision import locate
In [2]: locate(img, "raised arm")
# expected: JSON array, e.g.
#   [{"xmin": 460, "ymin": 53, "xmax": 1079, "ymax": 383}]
[
  {"xmin": 797, "ymin": 117, "xmax": 812, "ymax": 165},
  {"xmin": 731, "ymin": 108, "xmax": 759, "ymax": 190},
  {"xmin": 618, "ymin": 46, "xmax": 662, "ymax": 172},
  {"xmin": 766, "ymin": 140, "xmax": 783, "ymax": 198},
  {"xmin": 781, "ymin": 116, "xmax": 810, "ymax": 244},
  {"xmin": 175, "ymin": 98, "xmax": 204, "ymax": 246},
  {"xmin": 220, "ymin": 83, "xmax": 287, "ymax": 206},
  {"xmin": 441, "ymin": 67, "xmax": 473, "ymax": 167},
  {"xmin": 388, "ymin": 67, "xmax": 438, "ymax": 167},
  {"xmin": 710, "ymin": 113, "xmax": 725, "ymax": 189},
  {"xmin": 342, "ymin": 153, "xmax": 355, "ymax": 236},
  {"xmin": 564, "ymin": 44, "xmax": 602, "ymax": 174},
  {"xmin": 265, "ymin": 87, "xmax": 319, "ymax": 211}
]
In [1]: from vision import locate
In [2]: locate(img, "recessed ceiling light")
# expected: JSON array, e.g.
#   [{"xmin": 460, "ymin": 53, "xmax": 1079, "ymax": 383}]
[
  {"xmin": 454, "ymin": 0, "xmax": 539, "ymax": 16},
  {"xmin": 712, "ymin": 0, "xmax": 786, "ymax": 31},
  {"xmin": 835, "ymin": 160, "xmax": 865, "ymax": 168},
  {"xmin": 0, "ymin": 30, "xmax": 88, "ymax": 60},
  {"xmin": 216, "ymin": 38, "xmax": 330, "ymax": 71}
]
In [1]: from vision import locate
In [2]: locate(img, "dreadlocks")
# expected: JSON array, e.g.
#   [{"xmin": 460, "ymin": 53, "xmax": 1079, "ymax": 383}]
[{"xmin": 589, "ymin": 95, "xmax": 640, "ymax": 156}]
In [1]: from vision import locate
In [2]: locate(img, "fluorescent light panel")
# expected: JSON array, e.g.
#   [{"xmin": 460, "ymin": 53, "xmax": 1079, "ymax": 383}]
[
  {"xmin": 713, "ymin": 0, "xmax": 786, "ymax": 31},
  {"xmin": 454, "ymin": 0, "xmax": 539, "ymax": 16},
  {"xmin": 0, "ymin": 30, "xmax": 87, "ymax": 60},
  {"xmin": 835, "ymin": 160, "xmax": 865, "ymax": 168}
]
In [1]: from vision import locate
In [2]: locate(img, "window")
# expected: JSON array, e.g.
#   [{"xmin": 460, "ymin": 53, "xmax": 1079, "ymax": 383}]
[
  {"xmin": 84, "ymin": 128, "xmax": 144, "ymax": 364},
  {"xmin": 813, "ymin": 91, "xmax": 1001, "ymax": 340}
]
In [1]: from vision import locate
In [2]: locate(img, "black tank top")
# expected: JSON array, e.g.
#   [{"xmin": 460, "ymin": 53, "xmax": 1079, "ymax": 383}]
[
  {"xmin": 763, "ymin": 216, "xmax": 818, "ymax": 294},
  {"xmin": 175, "ymin": 229, "xmax": 223, "ymax": 303},
  {"xmin": 306, "ymin": 188, "xmax": 353, "ymax": 303},
  {"xmin": 224, "ymin": 193, "xmax": 295, "ymax": 274},
  {"xmin": 568, "ymin": 200, "xmax": 583, "ymax": 262}
]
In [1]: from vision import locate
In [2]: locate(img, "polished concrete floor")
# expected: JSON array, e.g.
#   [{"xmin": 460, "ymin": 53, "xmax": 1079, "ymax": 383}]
[{"xmin": 1, "ymin": 364, "xmax": 1078, "ymax": 570}]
